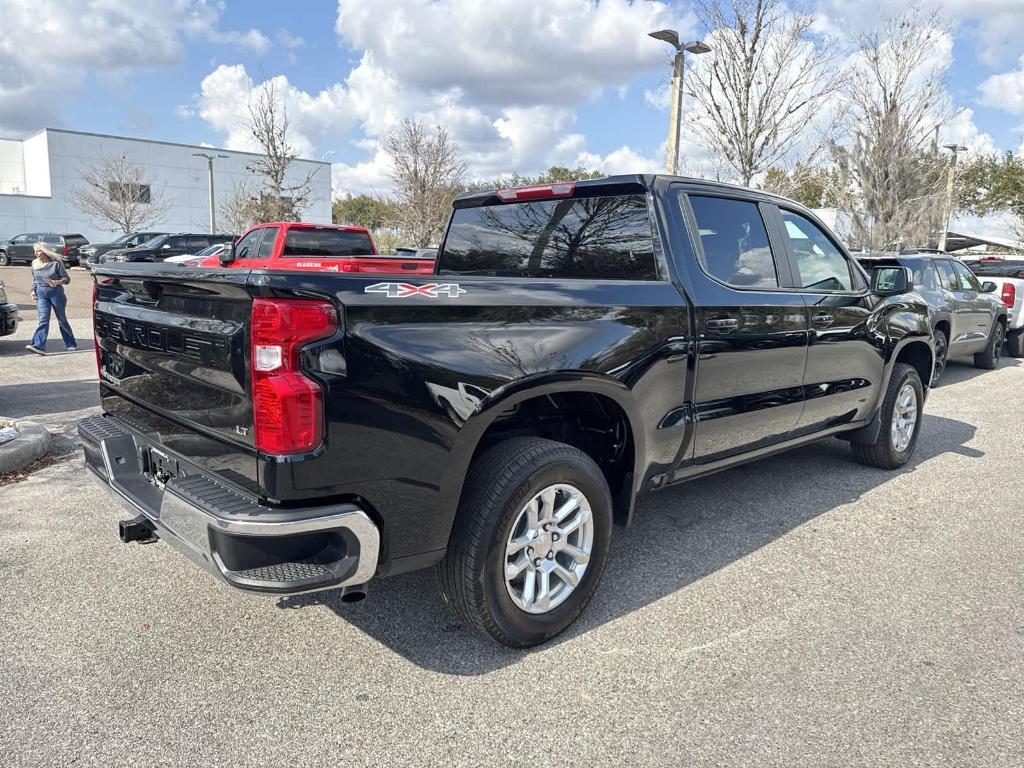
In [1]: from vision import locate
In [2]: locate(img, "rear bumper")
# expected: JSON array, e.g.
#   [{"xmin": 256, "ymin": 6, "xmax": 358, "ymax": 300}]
[
  {"xmin": 0, "ymin": 303, "xmax": 17, "ymax": 336},
  {"xmin": 78, "ymin": 413, "xmax": 379, "ymax": 594}
]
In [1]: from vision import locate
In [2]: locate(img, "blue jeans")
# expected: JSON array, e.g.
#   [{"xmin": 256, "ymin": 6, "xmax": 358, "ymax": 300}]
[{"xmin": 31, "ymin": 286, "xmax": 77, "ymax": 350}]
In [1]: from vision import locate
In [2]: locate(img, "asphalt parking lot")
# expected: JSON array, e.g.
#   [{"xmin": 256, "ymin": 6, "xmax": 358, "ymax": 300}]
[{"xmin": 1, "ymin": 263, "xmax": 1022, "ymax": 767}]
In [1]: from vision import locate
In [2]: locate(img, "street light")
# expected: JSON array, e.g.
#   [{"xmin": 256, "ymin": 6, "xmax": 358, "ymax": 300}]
[
  {"xmin": 649, "ymin": 29, "xmax": 712, "ymax": 175},
  {"xmin": 937, "ymin": 143, "xmax": 967, "ymax": 252},
  {"xmin": 192, "ymin": 152, "xmax": 230, "ymax": 234}
]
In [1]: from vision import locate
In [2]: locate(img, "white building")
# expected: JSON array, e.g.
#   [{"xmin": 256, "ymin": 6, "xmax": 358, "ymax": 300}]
[{"xmin": 0, "ymin": 128, "xmax": 332, "ymax": 242}]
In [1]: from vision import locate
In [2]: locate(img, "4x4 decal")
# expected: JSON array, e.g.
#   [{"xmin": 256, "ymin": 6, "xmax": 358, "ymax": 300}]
[{"xmin": 364, "ymin": 282, "xmax": 467, "ymax": 298}]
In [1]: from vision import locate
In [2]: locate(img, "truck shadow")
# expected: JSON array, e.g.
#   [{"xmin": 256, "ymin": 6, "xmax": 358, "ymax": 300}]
[
  {"xmin": 277, "ymin": 414, "xmax": 982, "ymax": 675},
  {"xmin": 937, "ymin": 354, "xmax": 1020, "ymax": 386}
]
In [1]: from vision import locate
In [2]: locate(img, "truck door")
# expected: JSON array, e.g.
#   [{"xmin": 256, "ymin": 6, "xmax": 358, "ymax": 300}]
[
  {"xmin": 675, "ymin": 190, "xmax": 809, "ymax": 464},
  {"xmin": 773, "ymin": 207, "xmax": 881, "ymax": 433},
  {"xmin": 951, "ymin": 260, "xmax": 997, "ymax": 353}
]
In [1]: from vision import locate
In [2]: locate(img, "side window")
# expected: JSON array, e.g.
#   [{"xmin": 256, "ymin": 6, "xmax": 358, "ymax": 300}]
[
  {"xmin": 934, "ymin": 260, "xmax": 960, "ymax": 292},
  {"xmin": 952, "ymin": 261, "xmax": 981, "ymax": 291},
  {"xmin": 780, "ymin": 210, "xmax": 853, "ymax": 291},
  {"xmin": 11, "ymin": 234, "xmax": 27, "ymax": 244},
  {"xmin": 44, "ymin": 235, "xmax": 61, "ymax": 245},
  {"xmin": 688, "ymin": 195, "xmax": 778, "ymax": 288},
  {"xmin": 256, "ymin": 227, "xmax": 278, "ymax": 259},
  {"xmin": 165, "ymin": 236, "xmax": 186, "ymax": 250},
  {"xmin": 919, "ymin": 261, "xmax": 939, "ymax": 290},
  {"xmin": 187, "ymin": 236, "xmax": 209, "ymax": 250},
  {"xmin": 234, "ymin": 229, "xmax": 264, "ymax": 259}
]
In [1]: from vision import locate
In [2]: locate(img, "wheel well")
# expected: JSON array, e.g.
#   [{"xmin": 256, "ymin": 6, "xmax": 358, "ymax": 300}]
[
  {"xmin": 895, "ymin": 341, "xmax": 933, "ymax": 388},
  {"xmin": 933, "ymin": 319, "xmax": 950, "ymax": 339},
  {"xmin": 472, "ymin": 391, "xmax": 636, "ymax": 525}
]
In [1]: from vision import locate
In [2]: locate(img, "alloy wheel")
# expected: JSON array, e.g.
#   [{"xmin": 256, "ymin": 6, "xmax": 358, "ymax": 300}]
[
  {"xmin": 890, "ymin": 382, "xmax": 918, "ymax": 453},
  {"xmin": 504, "ymin": 483, "xmax": 594, "ymax": 614}
]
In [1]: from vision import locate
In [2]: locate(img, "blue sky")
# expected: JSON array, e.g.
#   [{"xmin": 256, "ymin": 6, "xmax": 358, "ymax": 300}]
[{"xmin": 4, "ymin": 0, "xmax": 1024, "ymax": 199}]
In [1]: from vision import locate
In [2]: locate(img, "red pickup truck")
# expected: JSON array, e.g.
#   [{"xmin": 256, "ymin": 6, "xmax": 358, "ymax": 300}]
[{"xmin": 199, "ymin": 222, "xmax": 435, "ymax": 274}]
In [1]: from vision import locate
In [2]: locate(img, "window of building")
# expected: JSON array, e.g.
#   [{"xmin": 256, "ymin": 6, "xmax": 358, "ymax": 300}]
[{"xmin": 108, "ymin": 182, "xmax": 151, "ymax": 204}]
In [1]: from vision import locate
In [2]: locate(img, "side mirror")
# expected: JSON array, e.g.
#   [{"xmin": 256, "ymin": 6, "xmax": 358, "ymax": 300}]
[
  {"xmin": 220, "ymin": 244, "xmax": 237, "ymax": 265},
  {"xmin": 871, "ymin": 265, "xmax": 914, "ymax": 296},
  {"xmin": 980, "ymin": 281, "xmax": 997, "ymax": 293}
]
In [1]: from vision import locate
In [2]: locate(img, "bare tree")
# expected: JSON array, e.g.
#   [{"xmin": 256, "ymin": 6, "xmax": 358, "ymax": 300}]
[
  {"xmin": 686, "ymin": 0, "xmax": 844, "ymax": 186},
  {"xmin": 219, "ymin": 181, "xmax": 259, "ymax": 236},
  {"xmin": 831, "ymin": 7, "xmax": 951, "ymax": 251},
  {"xmin": 245, "ymin": 79, "xmax": 318, "ymax": 220},
  {"xmin": 72, "ymin": 153, "xmax": 170, "ymax": 234},
  {"xmin": 386, "ymin": 119, "xmax": 467, "ymax": 246}
]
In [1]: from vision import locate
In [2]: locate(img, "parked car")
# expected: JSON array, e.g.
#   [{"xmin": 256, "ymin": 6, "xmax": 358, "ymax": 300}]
[
  {"xmin": 201, "ymin": 222, "xmax": 435, "ymax": 274},
  {"xmin": 962, "ymin": 259, "xmax": 1024, "ymax": 357},
  {"xmin": 0, "ymin": 232, "xmax": 88, "ymax": 267},
  {"xmin": 102, "ymin": 233, "xmax": 234, "ymax": 263},
  {"xmin": 81, "ymin": 175, "xmax": 935, "ymax": 647},
  {"xmin": 857, "ymin": 253, "xmax": 1008, "ymax": 382},
  {"xmin": 0, "ymin": 279, "xmax": 17, "ymax": 337},
  {"xmin": 81, "ymin": 231, "xmax": 167, "ymax": 267},
  {"xmin": 164, "ymin": 242, "xmax": 228, "ymax": 265}
]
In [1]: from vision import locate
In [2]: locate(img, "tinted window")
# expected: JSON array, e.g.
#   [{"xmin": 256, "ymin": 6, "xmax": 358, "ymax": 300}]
[
  {"xmin": 780, "ymin": 211, "xmax": 853, "ymax": 291},
  {"xmin": 234, "ymin": 229, "xmax": 265, "ymax": 259},
  {"xmin": 43, "ymin": 235, "xmax": 61, "ymax": 245},
  {"xmin": 689, "ymin": 196, "xmax": 777, "ymax": 288},
  {"xmin": 187, "ymin": 235, "xmax": 209, "ymax": 250},
  {"xmin": 934, "ymin": 260, "xmax": 960, "ymax": 291},
  {"xmin": 139, "ymin": 235, "xmax": 166, "ymax": 249},
  {"xmin": 440, "ymin": 194, "xmax": 657, "ymax": 280},
  {"xmin": 965, "ymin": 259, "xmax": 1024, "ymax": 279},
  {"xmin": 283, "ymin": 228, "xmax": 375, "ymax": 257},
  {"xmin": 256, "ymin": 227, "xmax": 279, "ymax": 259},
  {"xmin": 164, "ymin": 236, "xmax": 186, "ymax": 250},
  {"xmin": 953, "ymin": 261, "xmax": 981, "ymax": 291}
]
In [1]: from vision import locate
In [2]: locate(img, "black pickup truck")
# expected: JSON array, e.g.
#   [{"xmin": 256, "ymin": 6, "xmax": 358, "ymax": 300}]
[{"xmin": 79, "ymin": 175, "xmax": 934, "ymax": 647}]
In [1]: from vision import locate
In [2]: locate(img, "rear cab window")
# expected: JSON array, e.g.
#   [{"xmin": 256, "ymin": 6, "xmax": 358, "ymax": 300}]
[
  {"xmin": 283, "ymin": 228, "xmax": 373, "ymax": 257},
  {"xmin": 438, "ymin": 193, "xmax": 658, "ymax": 279}
]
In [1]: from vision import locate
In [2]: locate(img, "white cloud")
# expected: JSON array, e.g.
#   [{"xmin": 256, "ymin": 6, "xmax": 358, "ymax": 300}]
[
  {"xmin": 207, "ymin": 28, "xmax": 273, "ymax": 54},
  {"xmin": 979, "ymin": 54, "xmax": 1024, "ymax": 115},
  {"xmin": 335, "ymin": 0, "xmax": 690, "ymax": 107},
  {"xmin": 941, "ymin": 107, "xmax": 998, "ymax": 154},
  {"xmin": 814, "ymin": 1, "xmax": 1024, "ymax": 68},
  {"xmin": 0, "ymin": 0, "xmax": 273, "ymax": 134}
]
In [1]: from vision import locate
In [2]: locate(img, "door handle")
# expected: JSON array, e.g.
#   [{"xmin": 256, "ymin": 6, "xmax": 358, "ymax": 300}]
[
  {"xmin": 705, "ymin": 318, "xmax": 739, "ymax": 331},
  {"xmin": 811, "ymin": 313, "xmax": 833, "ymax": 327}
]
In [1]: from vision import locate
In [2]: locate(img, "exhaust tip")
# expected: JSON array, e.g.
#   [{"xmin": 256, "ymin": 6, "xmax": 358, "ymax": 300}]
[{"xmin": 340, "ymin": 585, "xmax": 367, "ymax": 603}]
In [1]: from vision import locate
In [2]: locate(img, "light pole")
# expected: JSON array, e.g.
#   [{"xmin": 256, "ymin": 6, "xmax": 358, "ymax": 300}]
[
  {"xmin": 649, "ymin": 29, "xmax": 711, "ymax": 175},
  {"xmin": 937, "ymin": 143, "xmax": 967, "ymax": 252},
  {"xmin": 192, "ymin": 152, "xmax": 229, "ymax": 234}
]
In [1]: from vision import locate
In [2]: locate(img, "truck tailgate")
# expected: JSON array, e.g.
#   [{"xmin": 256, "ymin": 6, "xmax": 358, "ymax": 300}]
[{"xmin": 93, "ymin": 266, "xmax": 257, "ymax": 492}]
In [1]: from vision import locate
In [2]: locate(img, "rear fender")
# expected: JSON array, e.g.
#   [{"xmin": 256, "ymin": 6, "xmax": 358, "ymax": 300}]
[{"xmin": 437, "ymin": 371, "xmax": 647, "ymax": 527}]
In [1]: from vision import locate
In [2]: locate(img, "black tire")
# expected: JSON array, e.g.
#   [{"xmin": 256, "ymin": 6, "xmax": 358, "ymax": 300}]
[
  {"xmin": 438, "ymin": 437, "xmax": 613, "ymax": 648},
  {"xmin": 1006, "ymin": 330, "xmax": 1023, "ymax": 358},
  {"xmin": 851, "ymin": 362, "xmax": 924, "ymax": 470},
  {"xmin": 0, "ymin": 251, "xmax": 9, "ymax": 267},
  {"xmin": 931, "ymin": 328, "xmax": 947, "ymax": 385},
  {"xmin": 973, "ymin": 319, "xmax": 1005, "ymax": 369}
]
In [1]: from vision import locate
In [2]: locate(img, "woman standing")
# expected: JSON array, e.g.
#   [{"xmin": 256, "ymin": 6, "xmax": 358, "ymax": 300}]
[{"xmin": 27, "ymin": 242, "xmax": 77, "ymax": 354}]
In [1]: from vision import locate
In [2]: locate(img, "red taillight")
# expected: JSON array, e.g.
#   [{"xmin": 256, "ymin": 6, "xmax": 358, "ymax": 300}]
[
  {"xmin": 1002, "ymin": 282, "xmax": 1016, "ymax": 309},
  {"xmin": 250, "ymin": 298, "xmax": 338, "ymax": 455},
  {"xmin": 63, "ymin": 245, "xmax": 69, "ymax": 255},
  {"xmin": 496, "ymin": 181, "xmax": 576, "ymax": 202}
]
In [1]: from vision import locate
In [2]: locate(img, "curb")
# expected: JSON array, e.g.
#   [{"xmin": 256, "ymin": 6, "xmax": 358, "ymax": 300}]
[{"xmin": 0, "ymin": 418, "xmax": 52, "ymax": 475}]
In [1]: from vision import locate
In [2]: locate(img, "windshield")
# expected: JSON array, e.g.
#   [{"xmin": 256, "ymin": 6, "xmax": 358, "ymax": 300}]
[
  {"xmin": 195, "ymin": 244, "xmax": 222, "ymax": 258},
  {"xmin": 111, "ymin": 233, "xmax": 133, "ymax": 245},
  {"xmin": 138, "ymin": 235, "xmax": 166, "ymax": 249}
]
